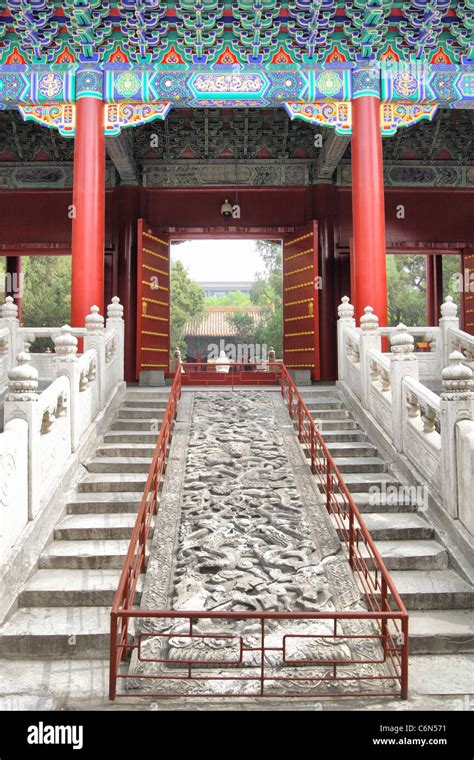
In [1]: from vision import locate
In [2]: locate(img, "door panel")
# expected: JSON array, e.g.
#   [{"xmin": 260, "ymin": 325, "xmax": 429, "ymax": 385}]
[
  {"xmin": 136, "ymin": 219, "xmax": 170, "ymax": 379},
  {"xmin": 283, "ymin": 221, "xmax": 320, "ymax": 380},
  {"xmin": 462, "ymin": 249, "xmax": 474, "ymax": 335}
]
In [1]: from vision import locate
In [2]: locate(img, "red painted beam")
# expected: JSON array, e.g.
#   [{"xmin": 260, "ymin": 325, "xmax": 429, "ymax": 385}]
[
  {"xmin": 351, "ymin": 96, "xmax": 388, "ymax": 326},
  {"xmin": 71, "ymin": 97, "xmax": 105, "ymax": 327}
]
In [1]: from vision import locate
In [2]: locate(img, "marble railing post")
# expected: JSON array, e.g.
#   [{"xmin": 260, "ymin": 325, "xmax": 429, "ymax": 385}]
[
  {"xmin": 0, "ymin": 296, "xmax": 19, "ymax": 370},
  {"xmin": 359, "ymin": 306, "xmax": 381, "ymax": 408},
  {"xmin": 4, "ymin": 353, "xmax": 39, "ymax": 519},
  {"xmin": 390, "ymin": 324, "xmax": 419, "ymax": 452},
  {"xmin": 106, "ymin": 297, "xmax": 125, "ymax": 383},
  {"xmin": 84, "ymin": 305, "xmax": 106, "ymax": 409},
  {"xmin": 439, "ymin": 296, "xmax": 459, "ymax": 369},
  {"xmin": 54, "ymin": 326, "xmax": 80, "ymax": 451},
  {"xmin": 440, "ymin": 351, "xmax": 474, "ymax": 520},
  {"xmin": 337, "ymin": 296, "xmax": 356, "ymax": 381},
  {"xmin": 456, "ymin": 419, "xmax": 474, "ymax": 535},
  {"xmin": 172, "ymin": 346, "xmax": 182, "ymax": 374}
]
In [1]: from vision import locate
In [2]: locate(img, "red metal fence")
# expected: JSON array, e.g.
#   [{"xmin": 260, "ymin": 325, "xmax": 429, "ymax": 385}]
[
  {"xmin": 109, "ymin": 364, "xmax": 408, "ymax": 700},
  {"xmin": 179, "ymin": 360, "xmax": 281, "ymax": 387}
]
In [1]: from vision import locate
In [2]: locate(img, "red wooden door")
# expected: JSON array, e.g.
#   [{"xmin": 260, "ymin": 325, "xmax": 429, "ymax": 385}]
[
  {"xmin": 462, "ymin": 249, "xmax": 474, "ymax": 335},
  {"xmin": 283, "ymin": 221, "xmax": 320, "ymax": 380},
  {"xmin": 136, "ymin": 219, "xmax": 170, "ymax": 379}
]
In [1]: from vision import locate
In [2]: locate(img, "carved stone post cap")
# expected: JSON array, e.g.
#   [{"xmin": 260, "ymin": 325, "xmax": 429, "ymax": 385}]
[
  {"xmin": 1, "ymin": 295, "xmax": 18, "ymax": 320},
  {"xmin": 441, "ymin": 350, "xmax": 473, "ymax": 398},
  {"xmin": 107, "ymin": 296, "xmax": 124, "ymax": 320},
  {"xmin": 7, "ymin": 351, "xmax": 39, "ymax": 397},
  {"xmin": 173, "ymin": 346, "xmax": 182, "ymax": 357},
  {"xmin": 390, "ymin": 323, "xmax": 415, "ymax": 354},
  {"xmin": 440, "ymin": 295, "xmax": 458, "ymax": 320},
  {"xmin": 53, "ymin": 325, "xmax": 78, "ymax": 358},
  {"xmin": 338, "ymin": 296, "xmax": 355, "ymax": 320},
  {"xmin": 360, "ymin": 305, "xmax": 379, "ymax": 332},
  {"xmin": 85, "ymin": 305, "xmax": 105, "ymax": 333}
]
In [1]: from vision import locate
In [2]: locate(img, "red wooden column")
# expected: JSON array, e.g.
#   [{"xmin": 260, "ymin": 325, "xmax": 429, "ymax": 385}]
[
  {"xmin": 426, "ymin": 254, "xmax": 443, "ymax": 325},
  {"xmin": 115, "ymin": 186, "xmax": 140, "ymax": 381},
  {"xmin": 71, "ymin": 96, "xmax": 105, "ymax": 326},
  {"xmin": 6, "ymin": 255, "xmax": 22, "ymax": 321},
  {"xmin": 351, "ymin": 96, "xmax": 387, "ymax": 325}
]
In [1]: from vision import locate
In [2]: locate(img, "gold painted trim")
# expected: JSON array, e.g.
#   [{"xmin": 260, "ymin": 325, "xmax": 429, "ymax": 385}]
[
  {"xmin": 143, "ymin": 232, "xmax": 168, "ymax": 246},
  {"xmin": 143, "ymin": 263, "xmax": 167, "ymax": 276},
  {"xmin": 284, "ymin": 280, "xmax": 313, "ymax": 292}
]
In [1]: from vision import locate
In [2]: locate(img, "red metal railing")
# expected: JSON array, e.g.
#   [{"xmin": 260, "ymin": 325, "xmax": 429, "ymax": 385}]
[
  {"xmin": 180, "ymin": 360, "xmax": 281, "ymax": 388},
  {"xmin": 109, "ymin": 365, "xmax": 181, "ymax": 697},
  {"xmin": 109, "ymin": 364, "xmax": 408, "ymax": 700}
]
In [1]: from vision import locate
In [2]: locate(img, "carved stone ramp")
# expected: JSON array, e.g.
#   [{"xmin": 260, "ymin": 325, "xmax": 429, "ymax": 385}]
[{"xmin": 127, "ymin": 391, "xmax": 399, "ymax": 697}]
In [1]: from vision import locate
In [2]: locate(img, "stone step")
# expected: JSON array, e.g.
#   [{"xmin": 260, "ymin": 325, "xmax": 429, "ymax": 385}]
[
  {"xmin": 97, "ymin": 443, "xmax": 156, "ymax": 458},
  {"xmin": 297, "ymin": 389, "xmax": 337, "ymax": 399},
  {"xmin": 103, "ymin": 431, "xmax": 159, "ymax": 445},
  {"xmin": 335, "ymin": 492, "xmax": 418, "ymax": 513},
  {"xmin": 331, "ymin": 456, "xmax": 387, "ymax": 474},
  {"xmin": 316, "ymin": 430, "xmax": 369, "ymax": 443},
  {"xmin": 319, "ymin": 472, "xmax": 399, "ymax": 493},
  {"xmin": 126, "ymin": 389, "xmax": 170, "ymax": 399},
  {"xmin": 360, "ymin": 540, "xmax": 448, "ymax": 571},
  {"xmin": 111, "ymin": 419, "xmax": 161, "ymax": 431},
  {"xmin": 54, "ymin": 513, "xmax": 139, "ymax": 541},
  {"xmin": 314, "ymin": 420, "xmax": 360, "ymax": 431},
  {"xmin": 408, "ymin": 610, "xmax": 474, "ymax": 654},
  {"xmin": 378, "ymin": 569, "xmax": 474, "ymax": 610},
  {"xmin": 355, "ymin": 512, "xmax": 433, "ymax": 541},
  {"xmin": 309, "ymin": 409, "xmax": 351, "ymax": 420},
  {"xmin": 39, "ymin": 539, "xmax": 132, "ymax": 569},
  {"xmin": 66, "ymin": 492, "xmax": 142, "ymax": 514},
  {"xmin": 19, "ymin": 569, "xmax": 134, "ymax": 607},
  {"xmin": 305, "ymin": 400, "xmax": 344, "ymax": 410},
  {"xmin": 122, "ymin": 400, "xmax": 168, "ymax": 409},
  {"xmin": 78, "ymin": 473, "xmax": 148, "ymax": 493},
  {"xmin": 86, "ymin": 457, "xmax": 152, "ymax": 474},
  {"xmin": 0, "ymin": 606, "xmax": 112, "ymax": 658},
  {"xmin": 118, "ymin": 407, "xmax": 166, "ymax": 420},
  {"xmin": 325, "ymin": 442, "xmax": 378, "ymax": 458}
]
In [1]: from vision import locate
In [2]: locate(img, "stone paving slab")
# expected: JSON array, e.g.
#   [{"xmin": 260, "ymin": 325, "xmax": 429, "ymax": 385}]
[{"xmin": 0, "ymin": 655, "xmax": 472, "ymax": 711}]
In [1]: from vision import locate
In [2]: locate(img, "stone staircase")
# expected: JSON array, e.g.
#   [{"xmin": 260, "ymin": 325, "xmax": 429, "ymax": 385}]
[
  {"xmin": 0, "ymin": 387, "xmax": 169, "ymax": 660},
  {"xmin": 0, "ymin": 383, "xmax": 472, "ymax": 666},
  {"xmin": 298, "ymin": 385, "xmax": 474, "ymax": 656}
]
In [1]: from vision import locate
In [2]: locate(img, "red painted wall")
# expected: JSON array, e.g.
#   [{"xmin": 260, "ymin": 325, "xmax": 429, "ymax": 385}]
[
  {"xmin": 1, "ymin": 185, "xmax": 470, "ymax": 250},
  {"xmin": 139, "ymin": 187, "xmax": 312, "ymax": 230},
  {"xmin": 0, "ymin": 190, "xmax": 114, "ymax": 250},
  {"xmin": 336, "ymin": 188, "xmax": 474, "ymax": 245}
]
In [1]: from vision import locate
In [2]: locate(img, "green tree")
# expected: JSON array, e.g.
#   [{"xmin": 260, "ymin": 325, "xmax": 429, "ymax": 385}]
[
  {"xmin": 22, "ymin": 256, "xmax": 71, "ymax": 326},
  {"xmin": 227, "ymin": 311, "xmax": 256, "ymax": 345},
  {"xmin": 170, "ymin": 259, "xmax": 205, "ymax": 357},
  {"xmin": 205, "ymin": 291, "xmax": 252, "ymax": 307},
  {"xmin": 250, "ymin": 240, "xmax": 283, "ymax": 356},
  {"xmin": 387, "ymin": 254, "xmax": 426, "ymax": 326},
  {"xmin": 442, "ymin": 254, "xmax": 461, "ymax": 311}
]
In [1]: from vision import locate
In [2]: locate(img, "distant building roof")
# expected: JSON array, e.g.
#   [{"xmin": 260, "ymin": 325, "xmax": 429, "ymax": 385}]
[
  {"xmin": 185, "ymin": 306, "xmax": 264, "ymax": 337},
  {"xmin": 197, "ymin": 282, "xmax": 253, "ymax": 289}
]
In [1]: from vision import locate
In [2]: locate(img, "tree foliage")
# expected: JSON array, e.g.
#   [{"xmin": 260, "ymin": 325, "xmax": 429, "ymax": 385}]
[
  {"xmin": 227, "ymin": 311, "xmax": 256, "ymax": 345},
  {"xmin": 387, "ymin": 254, "xmax": 427, "ymax": 326},
  {"xmin": 170, "ymin": 259, "xmax": 205, "ymax": 357},
  {"xmin": 22, "ymin": 256, "xmax": 71, "ymax": 327},
  {"xmin": 442, "ymin": 254, "xmax": 461, "ymax": 311},
  {"xmin": 250, "ymin": 240, "xmax": 283, "ymax": 356},
  {"xmin": 205, "ymin": 291, "xmax": 251, "ymax": 307}
]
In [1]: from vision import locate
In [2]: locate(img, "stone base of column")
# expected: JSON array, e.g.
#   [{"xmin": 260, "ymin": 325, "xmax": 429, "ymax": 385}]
[
  {"xmin": 139, "ymin": 370, "xmax": 165, "ymax": 387},
  {"xmin": 290, "ymin": 369, "xmax": 312, "ymax": 386}
]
